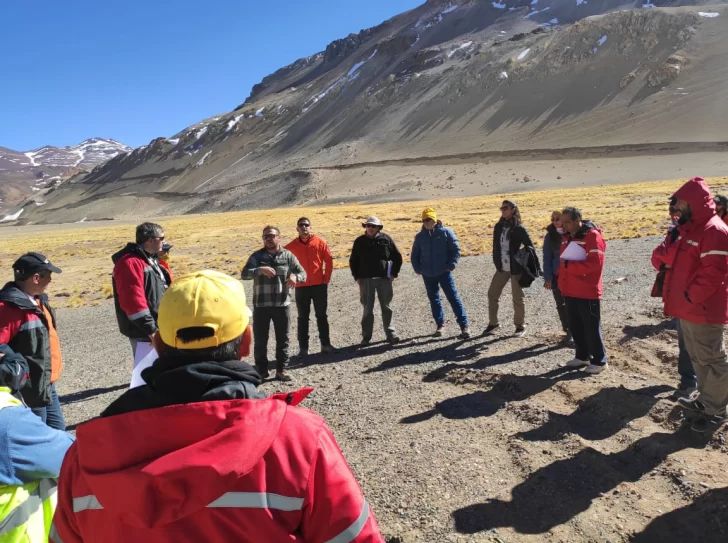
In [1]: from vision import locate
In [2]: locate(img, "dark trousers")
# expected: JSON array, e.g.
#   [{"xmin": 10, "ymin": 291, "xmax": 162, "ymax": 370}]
[
  {"xmin": 551, "ymin": 275, "xmax": 570, "ymax": 333},
  {"xmin": 253, "ymin": 306, "xmax": 290, "ymax": 374},
  {"xmin": 31, "ymin": 383, "xmax": 66, "ymax": 431},
  {"xmin": 359, "ymin": 278, "xmax": 395, "ymax": 340},
  {"xmin": 676, "ymin": 319, "xmax": 697, "ymax": 389},
  {"xmin": 423, "ymin": 272, "xmax": 468, "ymax": 328},
  {"xmin": 295, "ymin": 284, "xmax": 331, "ymax": 349},
  {"xmin": 565, "ymin": 297, "xmax": 607, "ymax": 366}
]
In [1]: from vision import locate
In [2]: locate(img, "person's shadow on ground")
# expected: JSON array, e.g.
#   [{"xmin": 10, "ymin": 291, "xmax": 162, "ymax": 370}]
[
  {"xmin": 451, "ymin": 430, "xmax": 703, "ymax": 535},
  {"xmin": 516, "ymin": 385, "xmax": 674, "ymax": 442},
  {"xmin": 400, "ymin": 367, "xmax": 583, "ymax": 423},
  {"xmin": 630, "ymin": 485, "xmax": 728, "ymax": 542}
]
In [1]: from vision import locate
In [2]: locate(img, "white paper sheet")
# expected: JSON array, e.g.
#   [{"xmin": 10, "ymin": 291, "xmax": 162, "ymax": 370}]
[
  {"xmin": 130, "ymin": 341, "xmax": 158, "ymax": 389},
  {"xmin": 561, "ymin": 242, "xmax": 587, "ymax": 261}
]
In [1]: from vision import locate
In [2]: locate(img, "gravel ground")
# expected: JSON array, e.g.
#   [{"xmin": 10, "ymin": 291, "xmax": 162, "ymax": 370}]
[{"xmin": 56, "ymin": 236, "xmax": 728, "ymax": 542}]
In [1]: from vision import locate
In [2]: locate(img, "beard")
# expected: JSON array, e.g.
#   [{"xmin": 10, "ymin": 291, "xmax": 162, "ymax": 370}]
[{"xmin": 678, "ymin": 206, "xmax": 692, "ymax": 225}]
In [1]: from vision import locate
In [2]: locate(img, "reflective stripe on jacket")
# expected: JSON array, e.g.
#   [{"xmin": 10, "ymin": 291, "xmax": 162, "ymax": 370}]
[{"xmin": 0, "ymin": 390, "xmax": 58, "ymax": 542}]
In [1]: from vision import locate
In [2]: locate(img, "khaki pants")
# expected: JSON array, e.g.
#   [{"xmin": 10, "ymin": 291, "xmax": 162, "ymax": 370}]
[
  {"xmin": 488, "ymin": 270, "xmax": 525, "ymax": 327},
  {"xmin": 680, "ymin": 320, "xmax": 728, "ymax": 416}
]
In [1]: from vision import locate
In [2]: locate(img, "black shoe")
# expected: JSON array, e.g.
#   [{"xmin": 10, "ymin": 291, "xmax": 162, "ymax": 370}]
[
  {"xmin": 275, "ymin": 371, "xmax": 293, "ymax": 383},
  {"xmin": 257, "ymin": 368, "xmax": 270, "ymax": 380},
  {"xmin": 691, "ymin": 412, "xmax": 728, "ymax": 433},
  {"xmin": 321, "ymin": 344, "xmax": 337, "ymax": 354},
  {"xmin": 483, "ymin": 324, "xmax": 500, "ymax": 336},
  {"xmin": 677, "ymin": 397, "xmax": 706, "ymax": 413},
  {"xmin": 459, "ymin": 327, "xmax": 471, "ymax": 340},
  {"xmin": 671, "ymin": 385, "xmax": 698, "ymax": 401},
  {"xmin": 560, "ymin": 332, "xmax": 575, "ymax": 347},
  {"xmin": 514, "ymin": 326, "xmax": 526, "ymax": 338},
  {"xmin": 360, "ymin": 338, "xmax": 371, "ymax": 347},
  {"xmin": 433, "ymin": 325, "xmax": 444, "ymax": 338},
  {"xmin": 293, "ymin": 348, "xmax": 309, "ymax": 360},
  {"xmin": 387, "ymin": 334, "xmax": 401, "ymax": 345}
]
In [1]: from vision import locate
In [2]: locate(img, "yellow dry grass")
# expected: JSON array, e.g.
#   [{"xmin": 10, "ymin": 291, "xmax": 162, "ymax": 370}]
[{"xmin": 2, "ymin": 176, "xmax": 727, "ymax": 308}]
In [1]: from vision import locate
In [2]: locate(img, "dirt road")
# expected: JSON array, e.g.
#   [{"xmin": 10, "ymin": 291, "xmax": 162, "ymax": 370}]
[{"xmin": 55, "ymin": 236, "xmax": 728, "ymax": 542}]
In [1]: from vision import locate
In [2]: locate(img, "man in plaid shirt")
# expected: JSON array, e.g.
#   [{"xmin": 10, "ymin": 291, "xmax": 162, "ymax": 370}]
[{"xmin": 242, "ymin": 226, "xmax": 306, "ymax": 382}]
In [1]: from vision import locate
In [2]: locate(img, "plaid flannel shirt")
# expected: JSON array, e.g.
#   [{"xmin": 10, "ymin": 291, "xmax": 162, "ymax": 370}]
[{"xmin": 241, "ymin": 248, "xmax": 306, "ymax": 307}]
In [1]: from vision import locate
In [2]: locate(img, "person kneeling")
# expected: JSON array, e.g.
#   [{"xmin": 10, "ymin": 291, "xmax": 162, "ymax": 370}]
[{"xmin": 51, "ymin": 270, "xmax": 383, "ymax": 543}]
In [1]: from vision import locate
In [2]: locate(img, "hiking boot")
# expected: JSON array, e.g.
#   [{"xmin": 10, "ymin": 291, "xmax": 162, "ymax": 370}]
[
  {"xmin": 672, "ymin": 386, "xmax": 698, "ymax": 401},
  {"xmin": 275, "ymin": 371, "xmax": 293, "ymax": 383},
  {"xmin": 387, "ymin": 334, "xmax": 401, "ymax": 345},
  {"xmin": 561, "ymin": 332, "xmax": 575, "ymax": 347},
  {"xmin": 433, "ymin": 325, "xmax": 444, "ymax": 338},
  {"xmin": 566, "ymin": 358, "xmax": 590, "ymax": 368},
  {"xmin": 584, "ymin": 363, "xmax": 607, "ymax": 375},
  {"xmin": 483, "ymin": 324, "xmax": 500, "ymax": 336},
  {"xmin": 677, "ymin": 397, "xmax": 706, "ymax": 413},
  {"xmin": 459, "ymin": 327, "xmax": 471, "ymax": 340},
  {"xmin": 691, "ymin": 412, "xmax": 728, "ymax": 433},
  {"xmin": 514, "ymin": 326, "xmax": 526, "ymax": 338}
]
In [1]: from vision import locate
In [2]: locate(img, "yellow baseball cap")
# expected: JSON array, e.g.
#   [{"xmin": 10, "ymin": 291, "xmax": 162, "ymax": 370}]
[{"xmin": 158, "ymin": 270, "xmax": 250, "ymax": 350}]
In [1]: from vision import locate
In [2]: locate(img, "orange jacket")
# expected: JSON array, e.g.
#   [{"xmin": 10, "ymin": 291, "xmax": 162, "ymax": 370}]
[
  {"xmin": 285, "ymin": 235, "xmax": 333, "ymax": 287},
  {"xmin": 159, "ymin": 259, "xmax": 173, "ymax": 283}
]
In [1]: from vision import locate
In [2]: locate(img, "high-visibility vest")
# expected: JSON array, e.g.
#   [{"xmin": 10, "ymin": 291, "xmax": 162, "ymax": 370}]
[{"xmin": 0, "ymin": 388, "xmax": 58, "ymax": 542}]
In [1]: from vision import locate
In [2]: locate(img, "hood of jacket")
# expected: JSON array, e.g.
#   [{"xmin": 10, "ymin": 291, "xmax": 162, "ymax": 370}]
[
  {"xmin": 673, "ymin": 177, "xmax": 716, "ymax": 226},
  {"xmin": 572, "ymin": 220, "xmax": 600, "ymax": 239},
  {"xmin": 112, "ymin": 242, "xmax": 153, "ymax": 264},
  {"xmin": 0, "ymin": 282, "xmax": 47, "ymax": 310},
  {"xmin": 78, "ymin": 357, "xmax": 313, "ymax": 529}
]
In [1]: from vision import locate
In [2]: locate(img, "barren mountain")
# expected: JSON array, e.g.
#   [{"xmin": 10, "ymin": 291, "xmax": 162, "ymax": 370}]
[
  {"xmin": 5, "ymin": 0, "xmax": 727, "ymax": 224},
  {"xmin": 0, "ymin": 138, "xmax": 130, "ymax": 217}
]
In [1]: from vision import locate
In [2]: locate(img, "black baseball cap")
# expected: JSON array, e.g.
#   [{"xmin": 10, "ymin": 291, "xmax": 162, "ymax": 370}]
[
  {"xmin": 162, "ymin": 242, "xmax": 173, "ymax": 251},
  {"xmin": 714, "ymin": 195, "xmax": 728, "ymax": 207},
  {"xmin": 12, "ymin": 252, "xmax": 62, "ymax": 275}
]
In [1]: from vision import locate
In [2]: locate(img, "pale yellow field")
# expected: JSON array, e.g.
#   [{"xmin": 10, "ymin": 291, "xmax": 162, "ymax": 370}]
[{"xmin": 2, "ymin": 177, "xmax": 727, "ymax": 308}]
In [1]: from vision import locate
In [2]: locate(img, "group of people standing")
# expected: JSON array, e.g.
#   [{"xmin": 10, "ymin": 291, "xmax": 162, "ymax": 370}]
[{"xmin": 1, "ymin": 176, "xmax": 728, "ymax": 541}]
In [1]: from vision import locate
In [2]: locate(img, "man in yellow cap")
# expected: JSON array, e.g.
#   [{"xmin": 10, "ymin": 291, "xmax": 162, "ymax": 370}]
[
  {"xmin": 411, "ymin": 207, "xmax": 470, "ymax": 338},
  {"xmin": 52, "ymin": 270, "xmax": 384, "ymax": 543}
]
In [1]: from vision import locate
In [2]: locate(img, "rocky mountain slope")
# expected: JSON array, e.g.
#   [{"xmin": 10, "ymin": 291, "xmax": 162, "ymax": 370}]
[
  {"xmin": 0, "ymin": 138, "xmax": 130, "ymax": 217},
  {"xmin": 5, "ymin": 0, "xmax": 727, "ymax": 224}
]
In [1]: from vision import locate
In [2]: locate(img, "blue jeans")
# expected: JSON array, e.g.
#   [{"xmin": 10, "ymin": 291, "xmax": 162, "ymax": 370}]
[
  {"xmin": 31, "ymin": 383, "xmax": 66, "ymax": 430},
  {"xmin": 565, "ymin": 297, "xmax": 607, "ymax": 366},
  {"xmin": 423, "ymin": 272, "xmax": 469, "ymax": 328},
  {"xmin": 676, "ymin": 319, "xmax": 697, "ymax": 389}
]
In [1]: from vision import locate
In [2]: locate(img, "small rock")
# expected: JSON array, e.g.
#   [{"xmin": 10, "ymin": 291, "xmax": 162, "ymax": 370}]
[
  {"xmin": 523, "ymin": 175, "xmax": 533, "ymax": 182},
  {"xmin": 557, "ymin": 175, "xmax": 562, "ymax": 179},
  {"xmin": 699, "ymin": 482, "xmax": 710, "ymax": 488}
]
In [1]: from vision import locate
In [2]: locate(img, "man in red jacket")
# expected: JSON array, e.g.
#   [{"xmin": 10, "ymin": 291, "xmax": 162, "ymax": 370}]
[
  {"xmin": 560, "ymin": 207, "xmax": 608, "ymax": 375},
  {"xmin": 664, "ymin": 177, "xmax": 728, "ymax": 433},
  {"xmin": 111, "ymin": 223, "xmax": 171, "ymax": 359},
  {"xmin": 285, "ymin": 217, "xmax": 336, "ymax": 358},
  {"xmin": 51, "ymin": 270, "xmax": 383, "ymax": 543},
  {"xmin": 651, "ymin": 200, "xmax": 697, "ymax": 399}
]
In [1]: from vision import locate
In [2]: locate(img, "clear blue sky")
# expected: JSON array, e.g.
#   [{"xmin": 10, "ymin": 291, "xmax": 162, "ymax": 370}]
[{"xmin": 1, "ymin": 0, "xmax": 423, "ymax": 151}]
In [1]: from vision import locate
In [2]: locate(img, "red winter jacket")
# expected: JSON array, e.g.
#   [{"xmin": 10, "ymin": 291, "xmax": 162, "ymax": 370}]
[
  {"xmin": 663, "ymin": 177, "xmax": 728, "ymax": 324},
  {"xmin": 559, "ymin": 221, "xmax": 606, "ymax": 300},
  {"xmin": 285, "ymin": 235, "xmax": 333, "ymax": 287},
  {"xmin": 50, "ymin": 389, "xmax": 383, "ymax": 543}
]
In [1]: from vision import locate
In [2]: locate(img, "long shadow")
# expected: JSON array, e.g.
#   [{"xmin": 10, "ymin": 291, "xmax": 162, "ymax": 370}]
[
  {"xmin": 401, "ymin": 367, "xmax": 583, "ymax": 424},
  {"xmin": 452, "ymin": 430, "xmax": 702, "ymax": 535},
  {"xmin": 631, "ymin": 486, "xmax": 728, "ymax": 542},
  {"xmin": 421, "ymin": 343, "xmax": 563, "ymax": 383},
  {"xmin": 60, "ymin": 384, "xmax": 127, "ymax": 405},
  {"xmin": 288, "ymin": 336, "xmax": 454, "ymax": 370},
  {"xmin": 517, "ymin": 385, "xmax": 673, "ymax": 442},
  {"xmin": 621, "ymin": 320, "xmax": 676, "ymax": 343},
  {"xmin": 362, "ymin": 336, "xmax": 504, "ymax": 374}
]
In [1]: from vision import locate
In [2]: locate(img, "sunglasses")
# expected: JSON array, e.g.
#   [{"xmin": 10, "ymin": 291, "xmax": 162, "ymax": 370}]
[
  {"xmin": 365, "ymin": 224, "xmax": 378, "ymax": 228},
  {"xmin": 298, "ymin": 223, "xmax": 311, "ymax": 228},
  {"xmin": 263, "ymin": 233, "xmax": 278, "ymax": 239}
]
